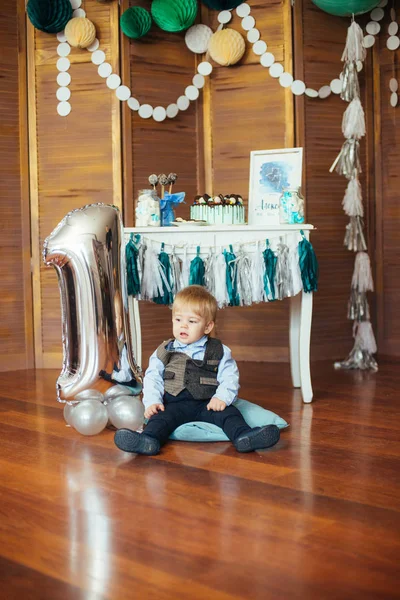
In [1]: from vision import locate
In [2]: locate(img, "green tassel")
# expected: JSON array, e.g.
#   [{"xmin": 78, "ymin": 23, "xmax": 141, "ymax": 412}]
[
  {"xmin": 224, "ymin": 244, "xmax": 240, "ymax": 306},
  {"xmin": 263, "ymin": 240, "xmax": 277, "ymax": 301},
  {"xmin": 126, "ymin": 233, "xmax": 141, "ymax": 296},
  {"xmin": 298, "ymin": 231, "xmax": 319, "ymax": 293},
  {"xmin": 154, "ymin": 243, "xmax": 174, "ymax": 305},
  {"xmin": 189, "ymin": 246, "xmax": 205, "ymax": 286}
]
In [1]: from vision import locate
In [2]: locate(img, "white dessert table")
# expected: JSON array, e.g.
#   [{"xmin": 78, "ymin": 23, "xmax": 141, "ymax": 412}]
[{"xmin": 125, "ymin": 224, "xmax": 315, "ymax": 403}]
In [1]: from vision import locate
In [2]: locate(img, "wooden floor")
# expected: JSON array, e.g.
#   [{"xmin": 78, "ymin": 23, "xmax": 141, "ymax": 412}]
[{"xmin": 0, "ymin": 362, "xmax": 399, "ymax": 600}]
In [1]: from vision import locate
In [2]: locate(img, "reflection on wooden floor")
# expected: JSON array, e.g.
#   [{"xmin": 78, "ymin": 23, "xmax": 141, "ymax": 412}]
[{"xmin": 0, "ymin": 361, "xmax": 399, "ymax": 599}]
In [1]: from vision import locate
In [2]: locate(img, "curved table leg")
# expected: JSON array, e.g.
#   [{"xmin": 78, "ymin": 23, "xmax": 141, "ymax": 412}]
[
  {"xmin": 299, "ymin": 291, "xmax": 313, "ymax": 403},
  {"xmin": 290, "ymin": 292, "xmax": 301, "ymax": 389}
]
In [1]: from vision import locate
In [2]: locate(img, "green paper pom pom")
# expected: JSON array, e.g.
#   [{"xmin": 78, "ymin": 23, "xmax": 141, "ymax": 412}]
[
  {"xmin": 151, "ymin": 0, "xmax": 198, "ymax": 33},
  {"xmin": 120, "ymin": 7, "xmax": 152, "ymax": 39},
  {"xmin": 26, "ymin": 0, "xmax": 72, "ymax": 34},
  {"xmin": 312, "ymin": 0, "xmax": 380, "ymax": 17},
  {"xmin": 202, "ymin": 0, "xmax": 243, "ymax": 10}
]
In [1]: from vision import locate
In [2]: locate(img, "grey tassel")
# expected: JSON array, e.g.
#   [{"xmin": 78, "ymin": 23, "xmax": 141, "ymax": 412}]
[
  {"xmin": 275, "ymin": 241, "xmax": 293, "ymax": 300},
  {"xmin": 344, "ymin": 217, "xmax": 367, "ymax": 252}
]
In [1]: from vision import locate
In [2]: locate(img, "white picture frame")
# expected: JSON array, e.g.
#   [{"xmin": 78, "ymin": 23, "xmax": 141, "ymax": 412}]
[{"xmin": 248, "ymin": 147, "xmax": 303, "ymax": 226}]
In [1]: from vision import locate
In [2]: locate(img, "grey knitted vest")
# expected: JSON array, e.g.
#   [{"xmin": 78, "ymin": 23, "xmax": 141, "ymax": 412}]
[{"xmin": 156, "ymin": 337, "xmax": 224, "ymax": 400}]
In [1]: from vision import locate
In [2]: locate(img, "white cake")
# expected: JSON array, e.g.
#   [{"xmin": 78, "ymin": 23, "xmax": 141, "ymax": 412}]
[{"xmin": 190, "ymin": 194, "xmax": 245, "ymax": 225}]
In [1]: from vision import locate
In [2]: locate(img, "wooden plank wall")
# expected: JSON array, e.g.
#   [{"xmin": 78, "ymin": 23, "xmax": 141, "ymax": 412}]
[
  {"xmin": 28, "ymin": 0, "xmax": 122, "ymax": 368},
  {"xmin": 0, "ymin": 0, "xmax": 33, "ymax": 371}
]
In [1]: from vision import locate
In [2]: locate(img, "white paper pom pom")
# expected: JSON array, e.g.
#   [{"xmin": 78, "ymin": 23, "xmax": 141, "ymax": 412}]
[{"xmin": 185, "ymin": 25, "xmax": 213, "ymax": 54}]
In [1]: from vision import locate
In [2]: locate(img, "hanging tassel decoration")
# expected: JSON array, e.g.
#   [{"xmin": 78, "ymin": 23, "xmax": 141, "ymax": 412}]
[
  {"xmin": 250, "ymin": 241, "xmax": 266, "ymax": 303},
  {"xmin": 179, "ymin": 247, "xmax": 190, "ymax": 290},
  {"xmin": 204, "ymin": 251, "xmax": 216, "ymax": 298},
  {"xmin": 189, "ymin": 246, "xmax": 205, "ymax": 286},
  {"xmin": 340, "ymin": 61, "xmax": 360, "ymax": 103},
  {"xmin": 334, "ymin": 321, "xmax": 378, "ymax": 372},
  {"xmin": 341, "ymin": 21, "xmax": 366, "ymax": 64},
  {"xmin": 126, "ymin": 233, "xmax": 141, "ymax": 296},
  {"xmin": 298, "ymin": 231, "xmax": 319, "ymax": 293},
  {"xmin": 224, "ymin": 245, "xmax": 240, "ymax": 306},
  {"xmin": 153, "ymin": 243, "xmax": 173, "ymax": 305},
  {"xmin": 235, "ymin": 248, "xmax": 253, "ymax": 306},
  {"xmin": 141, "ymin": 245, "xmax": 165, "ymax": 301},
  {"xmin": 342, "ymin": 98, "xmax": 366, "ymax": 140},
  {"xmin": 347, "ymin": 289, "xmax": 370, "ymax": 321},
  {"xmin": 330, "ymin": 138, "xmax": 361, "ymax": 178},
  {"xmin": 351, "ymin": 251, "xmax": 374, "ymax": 292},
  {"xmin": 263, "ymin": 240, "xmax": 277, "ymax": 301},
  {"xmin": 169, "ymin": 247, "xmax": 182, "ymax": 296},
  {"xmin": 275, "ymin": 240, "xmax": 293, "ymax": 300},
  {"xmin": 214, "ymin": 250, "xmax": 229, "ymax": 308},
  {"xmin": 342, "ymin": 176, "xmax": 364, "ymax": 217},
  {"xmin": 344, "ymin": 216, "xmax": 367, "ymax": 252}
]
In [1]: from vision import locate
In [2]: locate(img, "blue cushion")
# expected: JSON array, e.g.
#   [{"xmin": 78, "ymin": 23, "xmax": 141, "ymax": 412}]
[{"xmin": 169, "ymin": 398, "xmax": 289, "ymax": 442}]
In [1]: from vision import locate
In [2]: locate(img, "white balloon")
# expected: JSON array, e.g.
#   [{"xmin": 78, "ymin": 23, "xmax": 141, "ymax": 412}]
[
  {"xmin": 71, "ymin": 399, "xmax": 108, "ymax": 436},
  {"xmin": 269, "ymin": 63, "xmax": 284, "ymax": 78},
  {"xmin": 116, "ymin": 85, "xmax": 131, "ymax": 101},
  {"xmin": 198, "ymin": 61, "xmax": 213, "ymax": 76},
  {"xmin": 57, "ymin": 101, "xmax": 71, "ymax": 116},
  {"xmin": 185, "ymin": 85, "xmax": 199, "ymax": 100},
  {"xmin": 91, "ymin": 50, "xmax": 106, "ymax": 66},
  {"xmin": 104, "ymin": 384, "xmax": 135, "ymax": 402},
  {"xmin": 138, "ymin": 104, "xmax": 153, "ymax": 118},
  {"xmin": 107, "ymin": 396, "xmax": 144, "ymax": 430},
  {"xmin": 127, "ymin": 97, "xmax": 140, "ymax": 111},
  {"xmin": 75, "ymin": 389, "xmax": 104, "ymax": 401},
  {"xmin": 153, "ymin": 106, "xmax": 167, "ymax": 122},
  {"xmin": 260, "ymin": 52, "xmax": 275, "ymax": 67},
  {"xmin": 193, "ymin": 74, "xmax": 205, "ymax": 88},
  {"xmin": 87, "ymin": 38, "xmax": 100, "ymax": 52},
  {"xmin": 252, "ymin": 40, "xmax": 267, "ymax": 55},
  {"xmin": 247, "ymin": 28, "xmax": 260, "ymax": 43},
  {"xmin": 98, "ymin": 62, "xmax": 112, "ymax": 78},
  {"xmin": 236, "ymin": 3, "xmax": 251, "ymax": 17},
  {"xmin": 56, "ymin": 86, "xmax": 71, "ymax": 101},
  {"xmin": 57, "ymin": 57, "xmax": 70, "ymax": 72},
  {"xmin": 63, "ymin": 403, "xmax": 76, "ymax": 426},
  {"xmin": 166, "ymin": 103, "xmax": 179, "ymax": 118},
  {"xmin": 57, "ymin": 42, "xmax": 71, "ymax": 57},
  {"xmin": 57, "ymin": 71, "xmax": 71, "ymax": 86},
  {"xmin": 177, "ymin": 95, "xmax": 190, "ymax": 111},
  {"xmin": 107, "ymin": 74, "xmax": 121, "ymax": 90}
]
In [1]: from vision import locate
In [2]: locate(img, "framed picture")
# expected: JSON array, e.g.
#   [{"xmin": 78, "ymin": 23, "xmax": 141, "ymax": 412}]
[{"xmin": 248, "ymin": 147, "xmax": 303, "ymax": 226}]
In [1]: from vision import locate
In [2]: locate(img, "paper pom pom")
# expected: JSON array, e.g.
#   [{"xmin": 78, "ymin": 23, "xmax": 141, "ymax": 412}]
[
  {"xmin": 185, "ymin": 24, "xmax": 213, "ymax": 54},
  {"xmin": 151, "ymin": 0, "xmax": 197, "ymax": 33},
  {"xmin": 208, "ymin": 28, "xmax": 246, "ymax": 67},
  {"xmin": 65, "ymin": 17, "xmax": 96, "ymax": 48},
  {"xmin": 202, "ymin": 0, "xmax": 243, "ymax": 9},
  {"xmin": 120, "ymin": 6, "xmax": 152, "ymax": 39},
  {"xmin": 26, "ymin": 0, "xmax": 72, "ymax": 34},
  {"xmin": 312, "ymin": 0, "xmax": 380, "ymax": 17}
]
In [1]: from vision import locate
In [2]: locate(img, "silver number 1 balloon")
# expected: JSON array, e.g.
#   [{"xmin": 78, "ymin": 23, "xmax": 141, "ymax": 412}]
[{"xmin": 43, "ymin": 204, "xmax": 142, "ymax": 401}]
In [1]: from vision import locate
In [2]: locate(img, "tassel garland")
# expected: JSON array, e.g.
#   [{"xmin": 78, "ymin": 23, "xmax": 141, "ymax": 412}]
[
  {"xmin": 298, "ymin": 232, "xmax": 319, "ymax": 293},
  {"xmin": 153, "ymin": 243, "xmax": 173, "ymax": 305},
  {"xmin": 263, "ymin": 240, "xmax": 277, "ymax": 301},
  {"xmin": 189, "ymin": 246, "xmax": 205, "ymax": 286},
  {"xmin": 344, "ymin": 216, "xmax": 367, "ymax": 252},
  {"xmin": 126, "ymin": 233, "xmax": 141, "ymax": 296},
  {"xmin": 342, "ymin": 98, "xmax": 365, "ymax": 140},
  {"xmin": 340, "ymin": 61, "xmax": 360, "ymax": 103},
  {"xmin": 347, "ymin": 289, "xmax": 370, "ymax": 321},
  {"xmin": 214, "ymin": 251, "xmax": 229, "ymax": 308},
  {"xmin": 351, "ymin": 252, "xmax": 374, "ymax": 293},
  {"xmin": 275, "ymin": 241, "xmax": 293, "ymax": 300},
  {"xmin": 341, "ymin": 21, "xmax": 366, "ymax": 64},
  {"xmin": 224, "ymin": 245, "xmax": 240, "ymax": 306},
  {"xmin": 342, "ymin": 177, "xmax": 364, "ymax": 217},
  {"xmin": 330, "ymin": 138, "xmax": 361, "ymax": 179}
]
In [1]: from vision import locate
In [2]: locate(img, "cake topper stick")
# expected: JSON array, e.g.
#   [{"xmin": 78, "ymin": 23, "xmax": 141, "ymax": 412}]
[
  {"xmin": 148, "ymin": 174, "xmax": 159, "ymax": 191},
  {"xmin": 159, "ymin": 174, "xmax": 169, "ymax": 199},
  {"xmin": 168, "ymin": 173, "xmax": 178, "ymax": 194}
]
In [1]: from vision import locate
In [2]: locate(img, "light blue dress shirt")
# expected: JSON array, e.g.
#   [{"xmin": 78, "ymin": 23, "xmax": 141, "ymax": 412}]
[{"xmin": 143, "ymin": 335, "xmax": 240, "ymax": 409}]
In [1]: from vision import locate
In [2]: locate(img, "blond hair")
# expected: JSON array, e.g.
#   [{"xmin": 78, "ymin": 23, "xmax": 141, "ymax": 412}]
[{"xmin": 172, "ymin": 286, "xmax": 217, "ymax": 323}]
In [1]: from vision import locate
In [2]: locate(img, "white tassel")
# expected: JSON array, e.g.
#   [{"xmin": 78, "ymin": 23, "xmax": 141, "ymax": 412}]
[
  {"xmin": 342, "ymin": 177, "xmax": 364, "ymax": 217},
  {"xmin": 250, "ymin": 242, "xmax": 266, "ymax": 303},
  {"xmin": 354, "ymin": 321, "xmax": 377, "ymax": 354},
  {"xmin": 214, "ymin": 251, "xmax": 229, "ymax": 308},
  {"xmin": 342, "ymin": 98, "xmax": 365, "ymax": 140},
  {"xmin": 179, "ymin": 247, "xmax": 190, "ymax": 290},
  {"xmin": 351, "ymin": 252, "xmax": 374, "ymax": 292},
  {"xmin": 341, "ymin": 21, "xmax": 366, "ymax": 63},
  {"xmin": 141, "ymin": 247, "xmax": 164, "ymax": 300}
]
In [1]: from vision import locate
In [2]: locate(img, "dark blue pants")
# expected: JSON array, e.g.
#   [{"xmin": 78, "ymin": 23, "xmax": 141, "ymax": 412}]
[{"xmin": 144, "ymin": 390, "xmax": 251, "ymax": 446}]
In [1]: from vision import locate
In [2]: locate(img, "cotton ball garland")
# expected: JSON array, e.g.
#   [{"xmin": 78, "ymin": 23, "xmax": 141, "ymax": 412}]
[
  {"xmin": 208, "ymin": 28, "xmax": 246, "ymax": 67},
  {"xmin": 120, "ymin": 6, "xmax": 152, "ymax": 39},
  {"xmin": 65, "ymin": 17, "xmax": 96, "ymax": 48},
  {"xmin": 185, "ymin": 24, "xmax": 213, "ymax": 54}
]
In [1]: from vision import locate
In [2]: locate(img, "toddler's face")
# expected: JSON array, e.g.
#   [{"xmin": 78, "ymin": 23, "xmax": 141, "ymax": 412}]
[{"xmin": 172, "ymin": 309, "xmax": 214, "ymax": 345}]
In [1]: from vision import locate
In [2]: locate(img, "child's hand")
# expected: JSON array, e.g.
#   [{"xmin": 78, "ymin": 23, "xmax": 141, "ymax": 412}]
[
  {"xmin": 207, "ymin": 397, "xmax": 227, "ymax": 412},
  {"xmin": 144, "ymin": 403, "xmax": 165, "ymax": 419}
]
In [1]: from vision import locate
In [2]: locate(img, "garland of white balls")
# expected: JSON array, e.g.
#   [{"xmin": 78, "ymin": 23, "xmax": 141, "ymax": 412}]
[{"xmin": 55, "ymin": 0, "xmax": 394, "ymax": 119}]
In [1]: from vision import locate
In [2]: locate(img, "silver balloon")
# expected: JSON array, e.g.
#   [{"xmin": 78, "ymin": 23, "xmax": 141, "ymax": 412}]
[
  {"xmin": 104, "ymin": 384, "xmax": 134, "ymax": 405},
  {"xmin": 70, "ymin": 399, "xmax": 108, "ymax": 436},
  {"xmin": 107, "ymin": 395, "xmax": 145, "ymax": 430},
  {"xmin": 43, "ymin": 204, "xmax": 142, "ymax": 401},
  {"xmin": 63, "ymin": 403, "xmax": 76, "ymax": 425},
  {"xmin": 75, "ymin": 389, "xmax": 104, "ymax": 402}
]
